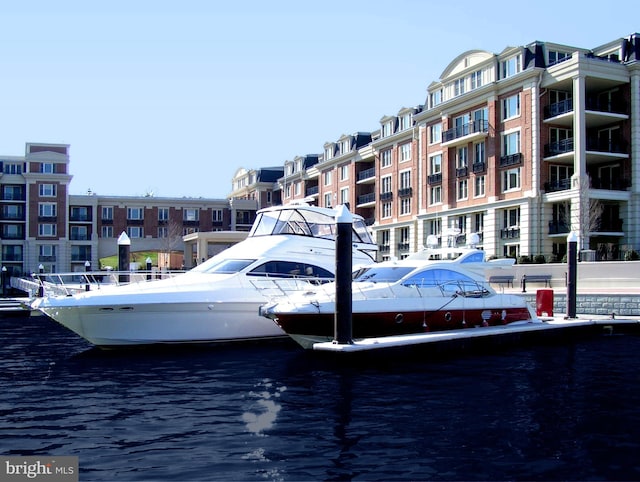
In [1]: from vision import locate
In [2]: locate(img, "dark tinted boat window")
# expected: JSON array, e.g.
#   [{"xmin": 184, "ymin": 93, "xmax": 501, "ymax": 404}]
[{"xmin": 247, "ymin": 261, "xmax": 334, "ymax": 279}]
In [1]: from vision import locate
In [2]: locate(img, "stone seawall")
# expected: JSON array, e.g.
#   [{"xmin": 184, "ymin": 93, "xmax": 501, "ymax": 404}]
[{"xmin": 521, "ymin": 293, "xmax": 640, "ymax": 317}]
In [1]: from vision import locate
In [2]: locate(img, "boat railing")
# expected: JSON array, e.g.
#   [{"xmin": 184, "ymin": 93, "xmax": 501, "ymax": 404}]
[
  {"xmin": 16, "ymin": 270, "xmax": 186, "ymax": 298},
  {"xmin": 249, "ymin": 276, "xmax": 334, "ymax": 300}
]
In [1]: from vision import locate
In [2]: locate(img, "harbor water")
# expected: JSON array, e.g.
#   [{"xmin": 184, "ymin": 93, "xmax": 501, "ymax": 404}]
[{"xmin": 1, "ymin": 314, "xmax": 639, "ymax": 481}]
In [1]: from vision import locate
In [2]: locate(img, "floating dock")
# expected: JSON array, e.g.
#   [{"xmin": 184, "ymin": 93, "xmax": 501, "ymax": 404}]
[{"xmin": 312, "ymin": 316, "xmax": 640, "ymax": 354}]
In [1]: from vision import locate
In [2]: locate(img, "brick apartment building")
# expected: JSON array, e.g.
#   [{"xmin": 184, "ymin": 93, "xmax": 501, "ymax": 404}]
[
  {"xmin": 233, "ymin": 33, "xmax": 640, "ymax": 263},
  {"xmin": 3, "ymin": 33, "xmax": 639, "ymax": 275}
]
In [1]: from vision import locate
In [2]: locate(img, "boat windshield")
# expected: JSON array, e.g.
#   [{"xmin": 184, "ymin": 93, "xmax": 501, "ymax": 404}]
[
  {"xmin": 353, "ymin": 266, "xmax": 416, "ymax": 283},
  {"xmin": 249, "ymin": 207, "xmax": 374, "ymax": 244},
  {"xmin": 194, "ymin": 258, "xmax": 256, "ymax": 274}
]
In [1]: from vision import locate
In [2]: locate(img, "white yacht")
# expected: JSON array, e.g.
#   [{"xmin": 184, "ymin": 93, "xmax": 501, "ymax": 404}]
[{"xmin": 31, "ymin": 204, "xmax": 378, "ymax": 347}]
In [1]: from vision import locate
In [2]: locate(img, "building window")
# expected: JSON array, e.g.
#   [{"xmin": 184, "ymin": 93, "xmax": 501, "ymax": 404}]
[
  {"xmin": 501, "ymin": 54, "xmax": 522, "ymax": 79},
  {"xmin": 457, "ymin": 179, "xmax": 468, "ymax": 200},
  {"xmin": 294, "ymin": 182, "xmax": 301, "ymax": 196},
  {"xmin": 470, "ymin": 70, "xmax": 483, "ymax": 90},
  {"xmin": 127, "ymin": 226, "xmax": 144, "ymax": 238},
  {"xmin": 38, "ymin": 203, "xmax": 57, "ymax": 217},
  {"xmin": 212, "ymin": 209, "xmax": 223, "ymax": 222},
  {"xmin": 39, "ymin": 224, "xmax": 57, "ymax": 237},
  {"xmin": 429, "ymin": 123, "xmax": 442, "ymax": 144},
  {"xmin": 324, "ymin": 192, "xmax": 332, "ymax": 208},
  {"xmin": 503, "ymin": 207, "xmax": 520, "ymax": 228},
  {"xmin": 127, "ymin": 207, "xmax": 144, "ymax": 220},
  {"xmin": 340, "ymin": 187, "xmax": 349, "ymax": 205},
  {"xmin": 503, "ymin": 131, "xmax": 521, "ymax": 156},
  {"xmin": 429, "ymin": 89, "xmax": 442, "ymax": 108},
  {"xmin": 474, "ymin": 142, "xmax": 485, "ymax": 164},
  {"xmin": 3, "ymin": 162, "xmax": 23, "ymax": 175},
  {"xmin": 400, "ymin": 197, "xmax": 411, "ymax": 215},
  {"xmin": 474, "ymin": 213, "xmax": 484, "ymax": 233},
  {"xmin": 400, "ymin": 113, "xmax": 412, "ymax": 131},
  {"xmin": 101, "ymin": 226, "xmax": 113, "ymax": 238},
  {"xmin": 502, "ymin": 93, "xmax": 521, "ymax": 120},
  {"xmin": 324, "ymin": 146, "xmax": 333, "ymax": 161},
  {"xmin": 430, "ymin": 154, "xmax": 442, "ymax": 174},
  {"xmin": 381, "ymin": 175, "xmax": 392, "ymax": 194},
  {"xmin": 285, "ymin": 184, "xmax": 291, "ymax": 198},
  {"xmin": 548, "ymin": 50, "xmax": 570, "ymax": 65},
  {"xmin": 39, "ymin": 184, "xmax": 56, "ymax": 197},
  {"xmin": 183, "ymin": 209, "xmax": 199, "ymax": 221},
  {"xmin": 39, "ymin": 245, "xmax": 55, "ymax": 258},
  {"xmin": 158, "ymin": 208, "xmax": 169, "ymax": 221},
  {"xmin": 40, "ymin": 163, "xmax": 55, "ymax": 174},
  {"xmin": 454, "ymin": 78, "xmax": 465, "ymax": 97},
  {"xmin": 323, "ymin": 171, "xmax": 332, "ymax": 186},
  {"xmin": 381, "ymin": 202, "xmax": 392, "ymax": 219},
  {"xmin": 382, "ymin": 121, "xmax": 393, "ymax": 137},
  {"xmin": 381, "ymin": 149, "xmax": 392, "ymax": 168},
  {"xmin": 430, "ymin": 185, "xmax": 442, "ymax": 205},
  {"xmin": 400, "ymin": 170, "xmax": 411, "ymax": 190},
  {"xmin": 457, "ymin": 146, "xmax": 468, "ymax": 168},
  {"xmin": 474, "ymin": 175, "xmax": 485, "ymax": 197},
  {"xmin": 102, "ymin": 206, "xmax": 113, "ymax": 221},
  {"xmin": 400, "ymin": 143, "xmax": 411, "ymax": 162},
  {"xmin": 502, "ymin": 167, "xmax": 521, "ymax": 191},
  {"xmin": 340, "ymin": 165, "xmax": 349, "ymax": 181},
  {"xmin": 70, "ymin": 225, "xmax": 89, "ymax": 241}
]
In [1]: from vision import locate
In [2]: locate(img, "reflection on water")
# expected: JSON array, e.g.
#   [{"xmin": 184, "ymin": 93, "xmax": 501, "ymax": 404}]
[{"xmin": 1, "ymin": 315, "xmax": 639, "ymax": 481}]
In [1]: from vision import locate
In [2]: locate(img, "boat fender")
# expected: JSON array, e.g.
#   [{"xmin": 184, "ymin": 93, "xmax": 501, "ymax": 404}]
[{"xmin": 395, "ymin": 313, "xmax": 404, "ymax": 324}]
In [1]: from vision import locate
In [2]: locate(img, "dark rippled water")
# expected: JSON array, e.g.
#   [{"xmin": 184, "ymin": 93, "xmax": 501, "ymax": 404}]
[{"xmin": 1, "ymin": 314, "xmax": 639, "ymax": 481}]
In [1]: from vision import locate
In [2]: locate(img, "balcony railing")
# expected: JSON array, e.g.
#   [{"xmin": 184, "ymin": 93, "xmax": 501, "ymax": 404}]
[
  {"xmin": 443, "ymin": 119, "xmax": 489, "ymax": 143},
  {"xmin": 69, "ymin": 214, "xmax": 93, "ymax": 222},
  {"xmin": 544, "ymin": 98, "xmax": 573, "ymax": 119},
  {"xmin": 590, "ymin": 178, "xmax": 630, "ymax": 191},
  {"xmin": 500, "ymin": 227, "xmax": 520, "ymax": 239},
  {"xmin": 397, "ymin": 242, "xmax": 410, "ymax": 251},
  {"xmin": 428, "ymin": 173, "xmax": 442, "ymax": 184},
  {"xmin": 499, "ymin": 153, "xmax": 523, "ymax": 167},
  {"xmin": 544, "ymin": 138, "xmax": 574, "ymax": 157},
  {"xmin": 585, "ymin": 97, "xmax": 627, "ymax": 115},
  {"xmin": 549, "ymin": 221, "xmax": 570, "ymax": 235},
  {"xmin": 595, "ymin": 218, "xmax": 623, "ymax": 232},
  {"xmin": 357, "ymin": 167, "xmax": 376, "ymax": 181},
  {"xmin": 305, "ymin": 185, "xmax": 319, "ymax": 196},
  {"xmin": 472, "ymin": 162, "xmax": 486, "ymax": 173},
  {"xmin": 456, "ymin": 166, "xmax": 468, "ymax": 178},
  {"xmin": 586, "ymin": 138, "xmax": 628, "ymax": 154},
  {"xmin": 357, "ymin": 192, "xmax": 375, "ymax": 205},
  {"xmin": 398, "ymin": 187, "xmax": 413, "ymax": 198},
  {"xmin": 544, "ymin": 178, "xmax": 572, "ymax": 193},
  {"xmin": 380, "ymin": 191, "xmax": 393, "ymax": 202}
]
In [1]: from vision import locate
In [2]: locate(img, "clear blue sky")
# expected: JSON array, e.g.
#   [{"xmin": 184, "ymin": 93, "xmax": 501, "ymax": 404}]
[{"xmin": 1, "ymin": 1, "xmax": 637, "ymax": 198}]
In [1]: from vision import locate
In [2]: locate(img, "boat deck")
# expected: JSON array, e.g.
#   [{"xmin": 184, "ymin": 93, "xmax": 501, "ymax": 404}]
[{"xmin": 312, "ymin": 315, "xmax": 640, "ymax": 353}]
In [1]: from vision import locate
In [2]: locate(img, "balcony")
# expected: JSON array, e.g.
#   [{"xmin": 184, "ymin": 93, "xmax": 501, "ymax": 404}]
[
  {"xmin": 70, "ymin": 234, "xmax": 92, "ymax": 241},
  {"xmin": 357, "ymin": 167, "xmax": 376, "ymax": 182},
  {"xmin": 69, "ymin": 214, "xmax": 92, "ymax": 222},
  {"xmin": 544, "ymin": 138, "xmax": 574, "ymax": 158},
  {"xmin": 397, "ymin": 242, "xmax": 410, "ymax": 251},
  {"xmin": 586, "ymin": 138, "xmax": 628, "ymax": 155},
  {"xmin": 544, "ymin": 178, "xmax": 572, "ymax": 193},
  {"xmin": 357, "ymin": 192, "xmax": 376, "ymax": 206},
  {"xmin": 590, "ymin": 178, "xmax": 630, "ymax": 191},
  {"xmin": 549, "ymin": 221, "xmax": 570, "ymax": 235},
  {"xmin": 38, "ymin": 255, "xmax": 57, "ymax": 262},
  {"xmin": 428, "ymin": 173, "xmax": 442, "ymax": 184},
  {"xmin": 472, "ymin": 162, "xmax": 486, "ymax": 174},
  {"xmin": 544, "ymin": 98, "xmax": 573, "ymax": 119},
  {"xmin": 456, "ymin": 166, "xmax": 468, "ymax": 178},
  {"xmin": 380, "ymin": 191, "xmax": 393, "ymax": 202},
  {"xmin": 499, "ymin": 153, "xmax": 523, "ymax": 167},
  {"xmin": 305, "ymin": 185, "xmax": 319, "ymax": 197},
  {"xmin": 595, "ymin": 218, "xmax": 623, "ymax": 232},
  {"xmin": 442, "ymin": 119, "xmax": 489, "ymax": 146},
  {"xmin": 398, "ymin": 187, "xmax": 413, "ymax": 198},
  {"xmin": 500, "ymin": 227, "xmax": 520, "ymax": 239}
]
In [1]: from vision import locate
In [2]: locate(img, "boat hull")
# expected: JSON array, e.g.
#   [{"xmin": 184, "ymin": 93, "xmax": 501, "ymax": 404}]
[
  {"xmin": 272, "ymin": 304, "xmax": 534, "ymax": 349},
  {"xmin": 36, "ymin": 299, "xmax": 286, "ymax": 347}
]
